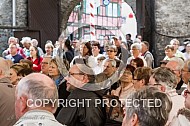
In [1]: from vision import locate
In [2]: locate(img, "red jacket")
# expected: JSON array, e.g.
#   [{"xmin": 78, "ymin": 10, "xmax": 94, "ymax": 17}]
[{"xmin": 27, "ymin": 57, "xmax": 43, "ymax": 72}]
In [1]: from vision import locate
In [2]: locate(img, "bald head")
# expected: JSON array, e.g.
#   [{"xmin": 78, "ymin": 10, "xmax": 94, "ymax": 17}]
[
  {"xmin": 16, "ymin": 73, "xmax": 58, "ymax": 117},
  {"xmin": 20, "ymin": 73, "xmax": 55, "ymax": 87}
]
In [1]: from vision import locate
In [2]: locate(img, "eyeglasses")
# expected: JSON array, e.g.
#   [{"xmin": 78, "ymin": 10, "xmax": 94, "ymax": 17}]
[
  {"xmin": 147, "ymin": 83, "xmax": 162, "ymax": 86},
  {"xmin": 41, "ymin": 62, "xmax": 49, "ymax": 65},
  {"xmin": 67, "ymin": 72, "xmax": 84, "ymax": 77},
  {"xmin": 131, "ymin": 48, "xmax": 139, "ymax": 51},
  {"xmin": 133, "ymin": 78, "xmax": 141, "ymax": 81},
  {"xmin": 184, "ymin": 89, "xmax": 190, "ymax": 97},
  {"xmin": 153, "ymin": 83, "xmax": 162, "ymax": 86},
  {"xmin": 107, "ymin": 50, "xmax": 115, "ymax": 52}
]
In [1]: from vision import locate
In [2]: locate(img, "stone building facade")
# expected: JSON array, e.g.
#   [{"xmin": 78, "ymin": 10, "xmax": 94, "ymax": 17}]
[
  {"xmin": 153, "ymin": 0, "xmax": 190, "ymax": 66},
  {"xmin": 0, "ymin": 0, "xmax": 27, "ymax": 55}
]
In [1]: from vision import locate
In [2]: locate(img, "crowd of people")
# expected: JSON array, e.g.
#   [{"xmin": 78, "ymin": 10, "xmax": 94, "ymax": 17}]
[{"xmin": 1, "ymin": 34, "xmax": 190, "ymax": 126}]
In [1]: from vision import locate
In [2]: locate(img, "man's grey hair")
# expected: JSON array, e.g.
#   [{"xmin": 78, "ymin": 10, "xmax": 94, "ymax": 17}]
[
  {"xmin": 16, "ymin": 73, "xmax": 58, "ymax": 112},
  {"xmin": 151, "ymin": 67, "xmax": 177, "ymax": 90},
  {"xmin": 76, "ymin": 64, "xmax": 95, "ymax": 83},
  {"xmin": 169, "ymin": 57, "xmax": 184, "ymax": 70},
  {"xmin": 21, "ymin": 37, "xmax": 31, "ymax": 44},
  {"xmin": 125, "ymin": 86, "xmax": 172, "ymax": 126},
  {"xmin": 131, "ymin": 43, "xmax": 142, "ymax": 50},
  {"xmin": 170, "ymin": 38, "xmax": 179, "ymax": 45},
  {"xmin": 8, "ymin": 36, "xmax": 17, "ymax": 43},
  {"xmin": 133, "ymin": 38, "xmax": 141, "ymax": 43},
  {"xmin": 31, "ymin": 39, "xmax": 38, "ymax": 46},
  {"xmin": 103, "ymin": 59, "xmax": 117, "ymax": 68}
]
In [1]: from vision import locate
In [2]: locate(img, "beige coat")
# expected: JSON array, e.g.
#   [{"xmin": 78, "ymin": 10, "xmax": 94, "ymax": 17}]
[{"xmin": 0, "ymin": 77, "xmax": 16, "ymax": 126}]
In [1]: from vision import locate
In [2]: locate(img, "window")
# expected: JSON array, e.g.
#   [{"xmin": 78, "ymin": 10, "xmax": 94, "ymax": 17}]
[
  {"xmin": 106, "ymin": 3, "xmax": 120, "ymax": 17},
  {"xmin": 113, "ymin": 3, "xmax": 117, "ymax": 17},
  {"xmin": 107, "ymin": 3, "xmax": 113, "ymax": 16}
]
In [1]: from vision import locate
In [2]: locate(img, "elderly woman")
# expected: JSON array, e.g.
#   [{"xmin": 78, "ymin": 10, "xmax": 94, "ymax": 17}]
[
  {"xmin": 45, "ymin": 42, "xmax": 54, "ymax": 57},
  {"xmin": 48, "ymin": 58, "xmax": 70, "ymax": 116},
  {"xmin": 163, "ymin": 45, "xmax": 176, "ymax": 60},
  {"xmin": 112, "ymin": 65, "xmax": 135, "ymax": 99},
  {"xmin": 127, "ymin": 43, "xmax": 147, "ymax": 66},
  {"xmin": 106, "ymin": 45, "xmax": 118, "ymax": 60}
]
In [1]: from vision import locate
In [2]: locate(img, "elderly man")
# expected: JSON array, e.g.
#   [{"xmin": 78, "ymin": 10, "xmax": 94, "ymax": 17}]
[
  {"xmin": 103, "ymin": 59, "xmax": 120, "ymax": 91},
  {"xmin": 56, "ymin": 64, "xmax": 106, "ymax": 126},
  {"xmin": 113, "ymin": 36, "xmax": 122, "ymax": 57},
  {"xmin": 2, "ymin": 36, "xmax": 26, "ymax": 58},
  {"xmin": 0, "ymin": 58, "xmax": 16, "ymax": 126},
  {"xmin": 149, "ymin": 67, "xmax": 184, "ymax": 124},
  {"xmin": 14, "ymin": 73, "xmax": 65, "ymax": 126},
  {"xmin": 4, "ymin": 43, "xmax": 24, "ymax": 63},
  {"xmin": 141, "ymin": 41, "xmax": 154, "ymax": 68},
  {"xmin": 165, "ymin": 57, "xmax": 185, "ymax": 94},
  {"xmin": 41, "ymin": 56, "xmax": 52, "ymax": 75},
  {"xmin": 122, "ymin": 86, "xmax": 172, "ymax": 126}
]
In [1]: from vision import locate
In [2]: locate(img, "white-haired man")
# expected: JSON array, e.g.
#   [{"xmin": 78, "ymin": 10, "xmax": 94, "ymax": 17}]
[
  {"xmin": 122, "ymin": 87, "xmax": 172, "ymax": 126},
  {"xmin": 166, "ymin": 57, "xmax": 185, "ymax": 94},
  {"xmin": 141, "ymin": 41, "xmax": 154, "ymax": 68},
  {"xmin": 14, "ymin": 73, "xmax": 65, "ymax": 126},
  {"xmin": 2, "ymin": 36, "xmax": 26, "ymax": 58},
  {"xmin": 21, "ymin": 37, "xmax": 32, "ymax": 57},
  {"xmin": 149, "ymin": 67, "xmax": 184, "ymax": 125}
]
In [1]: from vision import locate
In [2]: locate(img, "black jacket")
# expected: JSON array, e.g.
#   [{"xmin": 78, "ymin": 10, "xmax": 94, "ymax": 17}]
[
  {"xmin": 56, "ymin": 88, "xmax": 106, "ymax": 126},
  {"xmin": 54, "ymin": 79, "xmax": 70, "ymax": 117}
]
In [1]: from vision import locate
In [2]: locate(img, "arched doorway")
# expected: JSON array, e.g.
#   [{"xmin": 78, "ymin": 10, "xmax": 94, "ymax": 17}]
[{"xmin": 64, "ymin": 0, "xmax": 137, "ymax": 42}]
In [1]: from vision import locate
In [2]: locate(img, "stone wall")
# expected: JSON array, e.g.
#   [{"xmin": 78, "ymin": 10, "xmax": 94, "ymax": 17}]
[
  {"xmin": 154, "ymin": 0, "xmax": 190, "ymax": 66},
  {"xmin": 16, "ymin": 0, "xmax": 27, "ymax": 27},
  {"xmin": 0, "ymin": 0, "xmax": 12, "ymax": 55},
  {"xmin": 0, "ymin": 0, "xmax": 27, "ymax": 27},
  {"xmin": 0, "ymin": 0, "xmax": 27, "ymax": 56},
  {"xmin": 0, "ymin": 0, "xmax": 12, "ymax": 26},
  {"xmin": 125, "ymin": 0, "xmax": 136, "ymax": 14}
]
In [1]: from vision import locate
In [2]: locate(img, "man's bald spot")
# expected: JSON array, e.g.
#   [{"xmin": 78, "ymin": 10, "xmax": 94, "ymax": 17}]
[
  {"xmin": 71, "ymin": 64, "xmax": 94, "ymax": 75},
  {"xmin": 70, "ymin": 64, "xmax": 80, "ymax": 72},
  {"xmin": 22, "ymin": 73, "xmax": 55, "ymax": 87},
  {"xmin": 166, "ymin": 61, "xmax": 178, "ymax": 68}
]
